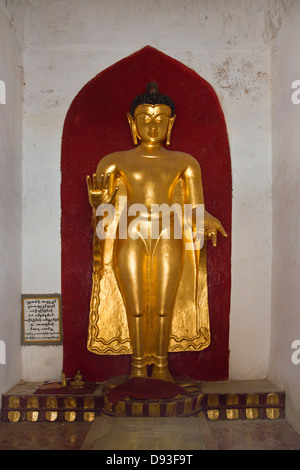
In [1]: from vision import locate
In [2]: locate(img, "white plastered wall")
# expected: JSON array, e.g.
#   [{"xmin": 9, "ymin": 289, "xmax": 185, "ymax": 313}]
[
  {"xmin": 0, "ymin": 0, "xmax": 25, "ymax": 397},
  {"xmin": 269, "ymin": 0, "xmax": 300, "ymax": 430},
  {"xmin": 20, "ymin": 0, "xmax": 274, "ymax": 382}
]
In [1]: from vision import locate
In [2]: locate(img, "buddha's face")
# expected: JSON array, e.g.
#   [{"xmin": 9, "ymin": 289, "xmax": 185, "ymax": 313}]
[{"xmin": 134, "ymin": 104, "xmax": 172, "ymax": 145}]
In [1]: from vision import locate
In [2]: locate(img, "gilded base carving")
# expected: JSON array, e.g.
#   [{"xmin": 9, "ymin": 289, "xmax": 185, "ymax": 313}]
[
  {"xmin": 1, "ymin": 380, "xmax": 285, "ymax": 423},
  {"xmin": 103, "ymin": 377, "xmax": 204, "ymax": 418}
]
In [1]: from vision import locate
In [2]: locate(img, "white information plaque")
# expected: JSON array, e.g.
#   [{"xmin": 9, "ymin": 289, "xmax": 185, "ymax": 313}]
[{"xmin": 21, "ymin": 294, "xmax": 63, "ymax": 345}]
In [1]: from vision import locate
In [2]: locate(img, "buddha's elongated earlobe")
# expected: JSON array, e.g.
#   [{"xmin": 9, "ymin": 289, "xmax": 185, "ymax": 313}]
[
  {"xmin": 166, "ymin": 115, "xmax": 176, "ymax": 146},
  {"xmin": 127, "ymin": 113, "xmax": 139, "ymax": 145}
]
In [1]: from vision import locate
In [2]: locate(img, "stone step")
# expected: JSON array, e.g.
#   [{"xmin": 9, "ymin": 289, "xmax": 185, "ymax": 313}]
[{"xmin": 1, "ymin": 379, "xmax": 285, "ymax": 423}]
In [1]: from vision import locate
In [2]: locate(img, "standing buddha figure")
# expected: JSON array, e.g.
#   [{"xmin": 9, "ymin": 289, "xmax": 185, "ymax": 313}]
[{"xmin": 86, "ymin": 83, "xmax": 227, "ymax": 383}]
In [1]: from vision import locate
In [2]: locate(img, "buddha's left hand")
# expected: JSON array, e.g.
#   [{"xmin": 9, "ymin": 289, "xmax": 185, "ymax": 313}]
[{"xmin": 204, "ymin": 211, "xmax": 228, "ymax": 247}]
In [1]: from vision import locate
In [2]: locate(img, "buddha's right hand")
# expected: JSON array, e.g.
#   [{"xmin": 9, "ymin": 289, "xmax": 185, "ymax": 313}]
[{"xmin": 86, "ymin": 172, "xmax": 118, "ymax": 209}]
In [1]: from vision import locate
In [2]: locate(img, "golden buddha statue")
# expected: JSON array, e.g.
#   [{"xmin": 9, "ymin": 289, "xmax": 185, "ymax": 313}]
[{"xmin": 86, "ymin": 83, "xmax": 227, "ymax": 383}]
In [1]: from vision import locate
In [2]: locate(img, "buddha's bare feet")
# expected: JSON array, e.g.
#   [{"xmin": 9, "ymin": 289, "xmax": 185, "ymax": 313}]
[
  {"xmin": 151, "ymin": 365, "xmax": 175, "ymax": 383},
  {"xmin": 129, "ymin": 358, "xmax": 148, "ymax": 379}
]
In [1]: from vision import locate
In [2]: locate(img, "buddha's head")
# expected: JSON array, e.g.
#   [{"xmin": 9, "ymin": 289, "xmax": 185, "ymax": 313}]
[{"xmin": 127, "ymin": 82, "xmax": 176, "ymax": 146}]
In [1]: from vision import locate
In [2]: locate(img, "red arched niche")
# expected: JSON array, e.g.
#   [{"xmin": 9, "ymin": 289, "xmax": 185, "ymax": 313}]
[{"xmin": 61, "ymin": 46, "xmax": 232, "ymax": 382}]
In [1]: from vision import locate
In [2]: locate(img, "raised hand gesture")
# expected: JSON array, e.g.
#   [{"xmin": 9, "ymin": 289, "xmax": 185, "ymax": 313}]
[{"xmin": 86, "ymin": 172, "xmax": 118, "ymax": 210}]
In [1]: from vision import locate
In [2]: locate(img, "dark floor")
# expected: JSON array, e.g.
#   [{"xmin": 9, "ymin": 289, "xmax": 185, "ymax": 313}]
[
  {"xmin": 2, "ymin": 379, "xmax": 299, "ymax": 450},
  {"xmin": 207, "ymin": 418, "xmax": 300, "ymax": 450},
  {"xmin": 0, "ymin": 417, "xmax": 300, "ymax": 450}
]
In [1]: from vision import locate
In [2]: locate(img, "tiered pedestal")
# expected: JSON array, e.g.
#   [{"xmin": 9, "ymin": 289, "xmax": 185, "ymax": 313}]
[{"xmin": 1, "ymin": 378, "xmax": 285, "ymax": 423}]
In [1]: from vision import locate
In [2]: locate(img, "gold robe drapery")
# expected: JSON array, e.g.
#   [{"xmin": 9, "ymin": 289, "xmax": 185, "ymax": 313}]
[{"xmin": 87, "ymin": 180, "xmax": 210, "ymax": 355}]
